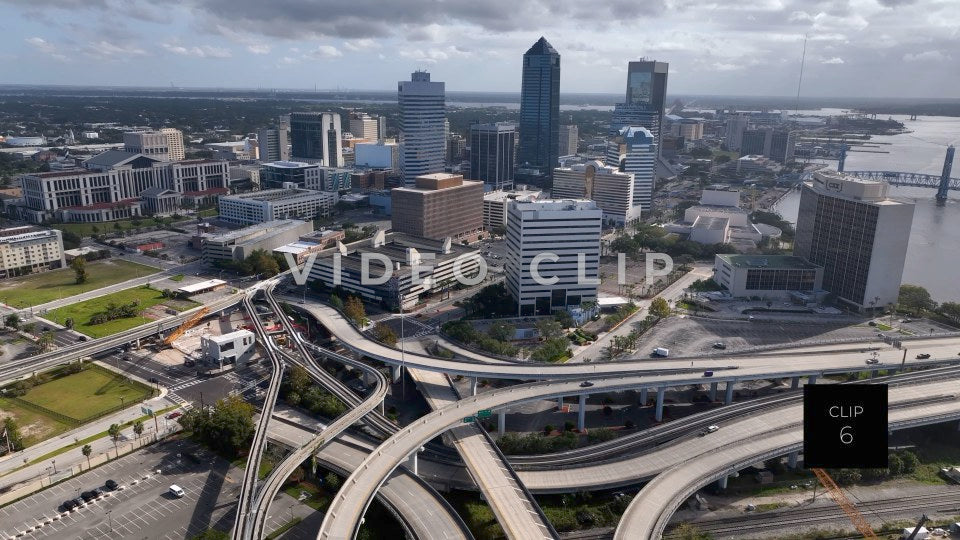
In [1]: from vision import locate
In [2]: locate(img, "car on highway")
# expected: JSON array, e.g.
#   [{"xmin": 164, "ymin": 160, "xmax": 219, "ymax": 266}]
[
  {"xmin": 105, "ymin": 479, "xmax": 119, "ymax": 490},
  {"xmin": 699, "ymin": 425, "xmax": 720, "ymax": 436},
  {"xmin": 76, "ymin": 335, "xmax": 88, "ymax": 342},
  {"xmin": 169, "ymin": 485, "xmax": 185, "ymax": 498},
  {"xmin": 866, "ymin": 358, "xmax": 880, "ymax": 365},
  {"xmin": 579, "ymin": 381, "xmax": 594, "ymax": 388},
  {"xmin": 916, "ymin": 353, "xmax": 931, "ymax": 359},
  {"xmin": 712, "ymin": 342, "xmax": 726, "ymax": 350},
  {"xmin": 703, "ymin": 371, "xmax": 714, "ymax": 377}
]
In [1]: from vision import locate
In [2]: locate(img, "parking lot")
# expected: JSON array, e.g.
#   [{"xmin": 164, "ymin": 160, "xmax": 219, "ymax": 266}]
[{"xmin": 0, "ymin": 439, "xmax": 308, "ymax": 539}]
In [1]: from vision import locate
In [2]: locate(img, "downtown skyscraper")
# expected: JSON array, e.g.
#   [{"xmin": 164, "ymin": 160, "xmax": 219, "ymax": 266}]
[
  {"xmin": 469, "ymin": 122, "xmax": 516, "ymax": 191},
  {"xmin": 398, "ymin": 70, "xmax": 446, "ymax": 185},
  {"xmin": 518, "ymin": 37, "xmax": 560, "ymax": 183},
  {"xmin": 611, "ymin": 60, "xmax": 669, "ymax": 157},
  {"xmin": 289, "ymin": 112, "xmax": 343, "ymax": 167}
]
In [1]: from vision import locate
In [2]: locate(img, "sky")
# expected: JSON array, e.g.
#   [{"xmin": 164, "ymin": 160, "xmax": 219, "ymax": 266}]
[{"xmin": 0, "ymin": 0, "xmax": 957, "ymax": 98}]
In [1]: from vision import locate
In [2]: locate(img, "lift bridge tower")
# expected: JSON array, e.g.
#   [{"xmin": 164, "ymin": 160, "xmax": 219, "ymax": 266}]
[{"xmin": 937, "ymin": 145, "xmax": 956, "ymax": 204}]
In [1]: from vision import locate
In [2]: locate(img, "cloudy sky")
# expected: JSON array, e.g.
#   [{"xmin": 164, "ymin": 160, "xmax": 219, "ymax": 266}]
[{"xmin": 0, "ymin": 0, "xmax": 957, "ymax": 98}]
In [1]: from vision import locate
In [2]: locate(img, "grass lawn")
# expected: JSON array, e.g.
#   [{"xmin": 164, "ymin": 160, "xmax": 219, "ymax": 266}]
[
  {"xmin": 45, "ymin": 285, "xmax": 198, "ymax": 338},
  {"xmin": 20, "ymin": 365, "xmax": 153, "ymax": 422},
  {"xmin": 198, "ymin": 208, "xmax": 219, "ymax": 218},
  {"xmin": 284, "ymin": 481, "xmax": 333, "ymax": 512},
  {"xmin": 0, "ymin": 396, "xmax": 73, "ymax": 447},
  {"xmin": 0, "ymin": 259, "xmax": 159, "ymax": 308}
]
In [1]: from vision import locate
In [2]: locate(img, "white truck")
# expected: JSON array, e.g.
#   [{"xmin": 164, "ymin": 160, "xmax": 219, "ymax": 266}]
[{"xmin": 653, "ymin": 347, "xmax": 670, "ymax": 357}]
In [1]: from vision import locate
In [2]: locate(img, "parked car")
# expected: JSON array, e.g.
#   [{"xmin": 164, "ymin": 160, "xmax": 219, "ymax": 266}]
[
  {"xmin": 166, "ymin": 411, "xmax": 183, "ymax": 420},
  {"xmin": 80, "ymin": 491, "xmax": 96, "ymax": 502},
  {"xmin": 916, "ymin": 353, "xmax": 931, "ymax": 359},
  {"xmin": 105, "ymin": 479, "xmax": 119, "ymax": 490},
  {"xmin": 76, "ymin": 336, "xmax": 88, "ymax": 342},
  {"xmin": 169, "ymin": 485, "xmax": 185, "ymax": 498},
  {"xmin": 703, "ymin": 371, "xmax": 714, "ymax": 377},
  {"xmin": 71, "ymin": 497, "xmax": 85, "ymax": 508},
  {"xmin": 866, "ymin": 358, "xmax": 879, "ymax": 365},
  {"xmin": 60, "ymin": 499, "xmax": 78, "ymax": 511},
  {"xmin": 90, "ymin": 487, "xmax": 103, "ymax": 498},
  {"xmin": 712, "ymin": 342, "xmax": 726, "ymax": 350},
  {"xmin": 868, "ymin": 321, "xmax": 877, "ymax": 326},
  {"xmin": 579, "ymin": 381, "xmax": 594, "ymax": 388}
]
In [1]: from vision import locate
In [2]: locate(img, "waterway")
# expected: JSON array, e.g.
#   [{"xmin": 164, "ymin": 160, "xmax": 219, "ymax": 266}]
[{"xmin": 773, "ymin": 115, "xmax": 960, "ymax": 302}]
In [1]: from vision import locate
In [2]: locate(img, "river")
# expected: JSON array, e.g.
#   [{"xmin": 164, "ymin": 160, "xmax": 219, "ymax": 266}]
[{"xmin": 773, "ymin": 115, "xmax": 960, "ymax": 302}]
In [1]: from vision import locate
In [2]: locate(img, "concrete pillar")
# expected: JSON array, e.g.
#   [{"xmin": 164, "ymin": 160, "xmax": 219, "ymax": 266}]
[
  {"xmin": 871, "ymin": 370, "xmax": 879, "ymax": 378},
  {"xmin": 788, "ymin": 451, "xmax": 799, "ymax": 469},
  {"xmin": 725, "ymin": 381, "xmax": 735, "ymax": 405},
  {"xmin": 717, "ymin": 475, "xmax": 728, "ymax": 489},
  {"xmin": 655, "ymin": 387, "xmax": 666, "ymax": 422},
  {"xmin": 578, "ymin": 395, "xmax": 587, "ymax": 432},
  {"xmin": 470, "ymin": 377, "xmax": 478, "ymax": 397},
  {"xmin": 379, "ymin": 400, "xmax": 384, "ymax": 416},
  {"xmin": 639, "ymin": 388, "xmax": 648, "ymax": 406},
  {"xmin": 407, "ymin": 452, "xmax": 418, "ymax": 476},
  {"xmin": 135, "ymin": 338, "xmax": 141, "ymax": 349},
  {"xmin": 808, "ymin": 375, "xmax": 818, "ymax": 385},
  {"xmin": 791, "ymin": 376, "xmax": 800, "ymax": 389},
  {"xmin": 709, "ymin": 382, "xmax": 718, "ymax": 402},
  {"xmin": 557, "ymin": 396, "xmax": 563, "ymax": 410},
  {"xmin": 498, "ymin": 411, "xmax": 506, "ymax": 436},
  {"xmin": 391, "ymin": 366, "xmax": 401, "ymax": 383}
]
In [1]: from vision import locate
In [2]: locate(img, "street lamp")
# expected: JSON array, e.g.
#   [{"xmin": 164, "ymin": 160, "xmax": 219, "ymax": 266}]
[{"xmin": 106, "ymin": 510, "xmax": 113, "ymax": 532}]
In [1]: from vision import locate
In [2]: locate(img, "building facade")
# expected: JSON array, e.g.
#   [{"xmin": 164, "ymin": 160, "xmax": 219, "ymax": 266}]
[
  {"xmin": 559, "ymin": 124, "xmax": 578, "ymax": 156},
  {"xmin": 201, "ymin": 219, "xmax": 314, "ymax": 263},
  {"xmin": 398, "ymin": 71, "xmax": 446, "ymax": 184},
  {"xmin": 606, "ymin": 126, "xmax": 657, "ymax": 211},
  {"xmin": 218, "ymin": 187, "xmax": 337, "ymax": 225},
  {"xmin": 518, "ymin": 37, "xmax": 560, "ymax": 182},
  {"xmin": 289, "ymin": 112, "xmax": 343, "ymax": 167},
  {"xmin": 552, "ymin": 161, "xmax": 639, "ymax": 226},
  {"xmin": 391, "ymin": 173, "xmax": 483, "ymax": 241},
  {"xmin": 610, "ymin": 60, "xmax": 668, "ymax": 158},
  {"xmin": 469, "ymin": 122, "xmax": 516, "ymax": 191},
  {"xmin": 257, "ymin": 127, "xmax": 290, "ymax": 163},
  {"xmin": 123, "ymin": 128, "xmax": 185, "ymax": 161},
  {"xmin": 354, "ymin": 141, "xmax": 399, "ymax": 170},
  {"xmin": 348, "ymin": 112, "xmax": 381, "ymax": 141},
  {"xmin": 713, "ymin": 254, "xmax": 824, "ymax": 300},
  {"xmin": 482, "ymin": 188, "xmax": 542, "ymax": 231},
  {"xmin": 505, "ymin": 199, "xmax": 602, "ymax": 315},
  {"xmin": 793, "ymin": 171, "xmax": 915, "ymax": 311},
  {"xmin": 0, "ymin": 226, "xmax": 65, "ymax": 278},
  {"xmin": 724, "ymin": 115, "xmax": 749, "ymax": 151},
  {"xmin": 17, "ymin": 152, "xmax": 228, "ymax": 223},
  {"xmin": 259, "ymin": 161, "xmax": 321, "ymax": 190}
]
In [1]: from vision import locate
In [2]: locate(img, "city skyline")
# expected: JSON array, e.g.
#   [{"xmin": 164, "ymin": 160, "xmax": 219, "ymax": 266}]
[{"xmin": 0, "ymin": 0, "xmax": 957, "ymax": 98}]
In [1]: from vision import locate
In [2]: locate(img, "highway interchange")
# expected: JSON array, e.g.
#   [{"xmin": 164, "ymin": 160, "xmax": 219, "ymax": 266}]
[{"xmin": 3, "ymin": 271, "xmax": 960, "ymax": 540}]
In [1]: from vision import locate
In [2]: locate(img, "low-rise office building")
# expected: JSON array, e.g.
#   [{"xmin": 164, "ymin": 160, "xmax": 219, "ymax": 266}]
[
  {"xmin": 391, "ymin": 173, "xmax": 483, "ymax": 241},
  {"xmin": 307, "ymin": 232, "xmax": 481, "ymax": 310},
  {"xmin": 713, "ymin": 254, "xmax": 824, "ymax": 300},
  {"xmin": 201, "ymin": 329, "xmax": 256, "ymax": 365},
  {"xmin": 482, "ymin": 188, "xmax": 542, "ymax": 231},
  {"xmin": 201, "ymin": 219, "xmax": 314, "ymax": 263},
  {"xmin": 0, "ymin": 226, "xmax": 65, "ymax": 278},
  {"xmin": 552, "ymin": 160, "xmax": 640, "ymax": 226},
  {"xmin": 218, "ymin": 187, "xmax": 337, "ymax": 225},
  {"xmin": 259, "ymin": 161, "xmax": 321, "ymax": 189}
]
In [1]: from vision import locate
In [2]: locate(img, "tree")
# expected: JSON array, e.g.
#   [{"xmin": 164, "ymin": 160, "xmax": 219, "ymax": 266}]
[
  {"xmin": 37, "ymin": 331, "xmax": 55, "ymax": 352},
  {"xmin": 4, "ymin": 314, "xmax": 18, "ymax": 329},
  {"xmin": 64, "ymin": 317, "xmax": 74, "ymax": 330},
  {"xmin": 178, "ymin": 395, "xmax": 255, "ymax": 458},
  {"xmin": 535, "ymin": 319, "xmax": 563, "ymax": 339},
  {"xmin": 899, "ymin": 284, "xmax": 935, "ymax": 316},
  {"xmin": 329, "ymin": 294, "xmax": 344, "ymax": 310},
  {"xmin": 650, "ymin": 297, "xmax": 671, "ymax": 319},
  {"xmin": 70, "ymin": 256, "xmax": 88, "ymax": 284},
  {"xmin": 132, "ymin": 420, "xmax": 144, "ymax": 439},
  {"xmin": 3, "ymin": 418, "xmax": 23, "ymax": 452},
  {"xmin": 22, "ymin": 322, "xmax": 35, "ymax": 335},
  {"xmin": 371, "ymin": 323, "xmax": 397, "ymax": 347},
  {"xmin": 107, "ymin": 423, "xmax": 122, "ymax": 450},
  {"xmin": 343, "ymin": 296, "xmax": 366, "ymax": 326},
  {"xmin": 887, "ymin": 453, "xmax": 904, "ymax": 476},
  {"xmin": 82, "ymin": 444, "xmax": 92, "ymax": 468},
  {"xmin": 488, "ymin": 322, "xmax": 515, "ymax": 342},
  {"xmin": 324, "ymin": 472, "xmax": 342, "ymax": 492},
  {"xmin": 672, "ymin": 523, "xmax": 714, "ymax": 540},
  {"xmin": 900, "ymin": 450, "xmax": 919, "ymax": 473}
]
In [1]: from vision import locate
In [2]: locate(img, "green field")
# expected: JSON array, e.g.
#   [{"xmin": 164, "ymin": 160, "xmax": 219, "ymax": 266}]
[
  {"xmin": 45, "ymin": 286, "xmax": 198, "ymax": 338},
  {"xmin": 0, "ymin": 396, "xmax": 73, "ymax": 447},
  {"xmin": 0, "ymin": 259, "xmax": 159, "ymax": 308},
  {"xmin": 20, "ymin": 365, "xmax": 153, "ymax": 422}
]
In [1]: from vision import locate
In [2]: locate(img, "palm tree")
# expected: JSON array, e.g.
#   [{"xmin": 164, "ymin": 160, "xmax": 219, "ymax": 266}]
[
  {"xmin": 81, "ymin": 444, "xmax": 92, "ymax": 469},
  {"xmin": 132, "ymin": 420, "xmax": 144, "ymax": 440},
  {"xmin": 107, "ymin": 424, "xmax": 121, "ymax": 452}
]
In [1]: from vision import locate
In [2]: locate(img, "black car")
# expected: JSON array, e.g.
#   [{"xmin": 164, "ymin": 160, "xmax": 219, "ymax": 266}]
[
  {"xmin": 80, "ymin": 490, "xmax": 96, "ymax": 502},
  {"xmin": 916, "ymin": 353, "xmax": 931, "ymax": 359},
  {"xmin": 148, "ymin": 377, "xmax": 159, "ymax": 384},
  {"xmin": 60, "ymin": 499, "xmax": 77, "ymax": 511},
  {"xmin": 71, "ymin": 497, "xmax": 85, "ymax": 508},
  {"xmin": 76, "ymin": 336, "xmax": 88, "ymax": 342},
  {"xmin": 105, "ymin": 479, "xmax": 118, "ymax": 490},
  {"xmin": 579, "ymin": 381, "xmax": 594, "ymax": 388},
  {"xmin": 91, "ymin": 487, "xmax": 104, "ymax": 497}
]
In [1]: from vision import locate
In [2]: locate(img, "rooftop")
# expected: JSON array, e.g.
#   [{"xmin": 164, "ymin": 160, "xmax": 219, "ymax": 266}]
[
  {"xmin": 204, "ymin": 219, "xmax": 309, "ymax": 243},
  {"xmin": 262, "ymin": 160, "xmax": 317, "ymax": 169},
  {"xmin": 177, "ymin": 279, "xmax": 227, "ymax": 294},
  {"xmin": 693, "ymin": 216, "xmax": 729, "ymax": 231},
  {"xmin": 718, "ymin": 254, "xmax": 821, "ymax": 270},
  {"xmin": 206, "ymin": 329, "xmax": 254, "ymax": 344}
]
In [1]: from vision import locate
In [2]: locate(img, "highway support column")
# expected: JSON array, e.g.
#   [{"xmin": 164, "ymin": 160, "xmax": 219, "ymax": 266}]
[
  {"xmin": 717, "ymin": 475, "xmax": 728, "ymax": 489},
  {"xmin": 407, "ymin": 451, "xmax": 418, "ymax": 476},
  {"xmin": 557, "ymin": 396, "xmax": 563, "ymax": 410},
  {"xmin": 788, "ymin": 451, "xmax": 799, "ymax": 469},
  {"xmin": 639, "ymin": 388, "xmax": 648, "ymax": 406},
  {"xmin": 470, "ymin": 377, "xmax": 478, "ymax": 396},
  {"xmin": 498, "ymin": 410, "xmax": 506, "ymax": 436},
  {"xmin": 655, "ymin": 387, "xmax": 666, "ymax": 422},
  {"xmin": 578, "ymin": 395, "xmax": 587, "ymax": 432},
  {"xmin": 808, "ymin": 374, "xmax": 818, "ymax": 385},
  {"xmin": 709, "ymin": 382, "xmax": 718, "ymax": 402},
  {"xmin": 724, "ymin": 381, "xmax": 735, "ymax": 405},
  {"xmin": 391, "ymin": 366, "xmax": 401, "ymax": 384},
  {"xmin": 791, "ymin": 376, "xmax": 800, "ymax": 389}
]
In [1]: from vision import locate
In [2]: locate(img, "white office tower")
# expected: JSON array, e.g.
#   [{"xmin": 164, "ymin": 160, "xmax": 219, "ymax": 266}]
[
  {"xmin": 552, "ymin": 161, "xmax": 639, "ymax": 226},
  {"xmin": 559, "ymin": 124, "xmax": 579, "ymax": 156},
  {"xmin": 793, "ymin": 170, "xmax": 915, "ymax": 312},
  {"xmin": 398, "ymin": 70, "xmax": 446, "ymax": 185},
  {"xmin": 505, "ymin": 199, "xmax": 602, "ymax": 316},
  {"xmin": 606, "ymin": 126, "xmax": 656, "ymax": 211},
  {"xmin": 257, "ymin": 127, "xmax": 290, "ymax": 163},
  {"xmin": 123, "ymin": 128, "xmax": 185, "ymax": 161}
]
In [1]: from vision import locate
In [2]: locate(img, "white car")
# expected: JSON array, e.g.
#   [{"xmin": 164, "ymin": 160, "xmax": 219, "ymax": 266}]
[{"xmin": 169, "ymin": 485, "xmax": 185, "ymax": 498}]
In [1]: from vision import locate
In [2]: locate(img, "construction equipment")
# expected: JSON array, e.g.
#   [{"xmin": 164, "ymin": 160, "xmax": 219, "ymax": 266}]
[
  {"xmin": 811, "ymin": 468, "xmax": 878, "ymax": 539},
  {"xmin": 163, "ymin": 307, "xmax": 210, "ymax": 346}
]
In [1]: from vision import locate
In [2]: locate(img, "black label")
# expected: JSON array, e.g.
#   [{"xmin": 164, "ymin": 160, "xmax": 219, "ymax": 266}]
[{"xmin": 803, "ymin": 384, "xmax": 888, "ymax": 468}]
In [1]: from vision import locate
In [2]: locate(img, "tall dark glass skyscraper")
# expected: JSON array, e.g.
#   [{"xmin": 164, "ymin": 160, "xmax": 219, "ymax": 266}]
[
  {"xmin": 518, "ymin": 37, "xmax": 560, "ymax": 183},
  {"xmin": 611, "ymin": 60, "xmax": 669, "ymax": 158}
]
